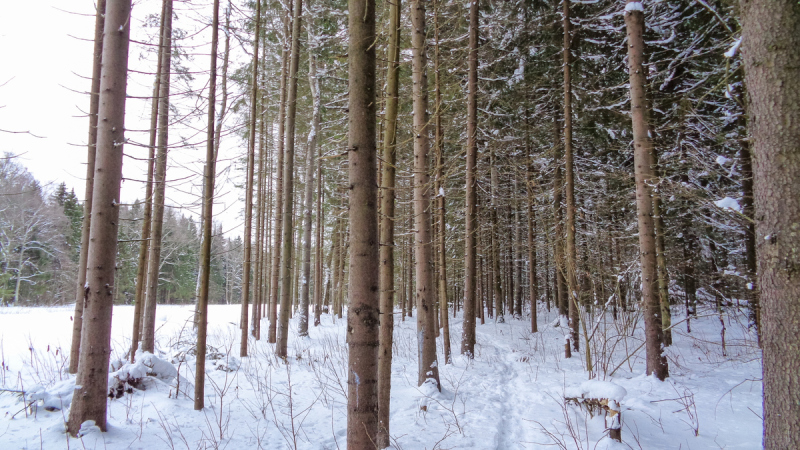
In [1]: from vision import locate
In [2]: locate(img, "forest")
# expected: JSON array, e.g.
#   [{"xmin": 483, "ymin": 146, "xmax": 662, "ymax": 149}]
[{"xmin": 0, "ymin": 0, "xmax": 797, "ymax": 449}]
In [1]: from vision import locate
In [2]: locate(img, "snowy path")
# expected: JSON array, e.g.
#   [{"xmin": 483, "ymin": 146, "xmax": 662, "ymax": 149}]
[{"xmin": 0, "ymin": 304, "xmax": 764, "ymax": 449}]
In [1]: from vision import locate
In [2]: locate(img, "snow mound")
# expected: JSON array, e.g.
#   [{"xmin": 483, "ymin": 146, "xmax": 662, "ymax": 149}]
[
  {"xmin": 108, "ymin": 351, "xmax": 177, "ymax": 398},
  {"xmin": 565, "ymin": 380, "xmax": 627, "ymax": 404},
  {"xmin": 28, "ymin": 379, "xmax": 77, "ymax": 411}
]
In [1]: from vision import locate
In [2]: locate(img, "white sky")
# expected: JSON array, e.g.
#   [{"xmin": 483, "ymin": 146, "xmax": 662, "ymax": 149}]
[{"xmin": 0, "ymin": 0, "xmax": 248, "ymax": 237}]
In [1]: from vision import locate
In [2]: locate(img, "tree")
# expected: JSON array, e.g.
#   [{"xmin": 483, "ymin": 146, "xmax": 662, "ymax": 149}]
[
  {"xmin": 67, "ymin": 0, "xmax": 132, "ymax": 433},
  {"xmin": 194, "ymin": 0, "xmax": 220, "ymax": 411},
  {"xmin": 345, "ymin": 0, "xmax": 380, "ymax": 443},
  {"xmin": 377, "ymin": 0, "xmax": 401, "ymax": 443},
  {"xmin": 240, "ymin": 0, "xmax": 261, "ymax": 358},
  {"xmin": 410, "ymin": 0, "xmax": 440, "ymax": 390},
  {"xmin": 624, "ymin": 0, "xmax": 668, "ymax": 381},
  {"xmin": 130, "ymin": 0, "xmax": 166, "ymax": 362},
  {"xmin": 461, "ymin": 0, "xmax": 479, "ymax": 358},
  {"xmin": 276, "ymin": 0, "xmax": 304, "ymax": 359},
  {"xmin": 740, "ymin": 1, "xmax": 800, "ymax": 447},
  {"xmin": 69, "ymin": 0, "xmax": 105, "ymax": 374},
  {"xmin": 141, "ymin": 0, "xmax": 174, "ymax": 355}
]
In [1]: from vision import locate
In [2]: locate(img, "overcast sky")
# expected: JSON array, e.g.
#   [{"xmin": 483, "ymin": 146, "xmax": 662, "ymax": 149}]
[{"xmin": 0, "ymin": 0, "xmax": 248, "ymax": 237}]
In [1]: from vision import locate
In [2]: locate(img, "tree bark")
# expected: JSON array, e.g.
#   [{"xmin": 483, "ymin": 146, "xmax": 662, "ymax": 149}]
[
  {"xmin": 67, "ymin": 0, "xmax": 132, "ymax": 433},
  {"xmin": 130, "ymin": 0, "xmax": 165, "ymax": 362},
  {"xmin": 239, "ymin": 0, "xmax": 260, "ymax": 357},
  {"xmin": 461, "ymin": 0, "xmax": 479, "ymax": 358},
  {"xmin": 346, "ymin": 0, "xmax": 380, "ymax": 441},
  {"xmin": 69, "ymin": 0, "xmax": 106, "ymax": 374},
  {"xmin": 563, "ymin": 0, "xmax": 579, "ymax": 352},
  {"xmin": 194, "ymin": 0, "xmax": 220, "ymax": 411},
  {"xmin": 741, "ymin": 1, "xmax": 800, "ymax": 447},
  {"xmin": 410, "ymin": 0, "xmax": 441, "ymax": 390},
  {"xmin": 141, "ymin": 0, "xmax": 173, "ymax": 355},
  {"xmin": 377, "ymin": 0, "xmax": 401, "ymax": 443},
  {"xmin": 527, "ymin": 169, "xmax": 538, "ymax": 333},
  {"xmin": 624, "ymin": 0, "xmax": 668, "ymax": 380},
  {"xmin": 276, "ymin": 0, "xmax": 303, "ymax": 358},
  {"xmin": 433, "ymin": 0, "xmax": 450, "ymax": 366},
  {"xmin": 299, "ymin": 20, "xmax": 320, "ymax": 337},
  {"xmin": 268, "ymin": 7, "xmax": 290, "ymax": 344}
]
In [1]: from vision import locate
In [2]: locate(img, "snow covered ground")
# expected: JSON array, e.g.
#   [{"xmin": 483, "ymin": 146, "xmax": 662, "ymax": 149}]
[{"xmin": 0, "ymin": 302, "xmax": 762, "ymax": 449}]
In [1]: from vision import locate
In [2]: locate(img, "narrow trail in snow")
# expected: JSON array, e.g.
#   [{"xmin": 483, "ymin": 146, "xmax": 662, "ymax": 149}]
[{"xmin": 475, "ymin": 323, "xmax": 529, "ymax": 449}]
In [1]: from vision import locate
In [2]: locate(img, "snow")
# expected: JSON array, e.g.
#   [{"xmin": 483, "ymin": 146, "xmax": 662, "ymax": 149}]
[
  {"xmin": 715, "ymin": 196, "xmax": 742, "ymax": 212},
  {"xmin": 565, "ymin": 380, "xmax": 627, "ymax": 403},
  {"xmin": 0, "ymin": 303, "xmax": 763, "ymax": 449},
  {"xmin": 716, "ymin": 155, "xmax": 731, "ymax": 166},
  {"xmin": 725, "ymin": 37, "xmax": 743, "ymax": 58},
  {"xmin": 624, "ymin": 2, "xmax": 644, "ymax": 12}
]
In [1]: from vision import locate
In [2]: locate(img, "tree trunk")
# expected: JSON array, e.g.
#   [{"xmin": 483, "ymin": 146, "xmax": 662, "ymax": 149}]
[
  {"xmin": 461, "ymin": 0, "xmax": 479, "ymax": 357},
  {"xmin": 276, "ymin": 0, "xmax": 303, "ymax": 358},
  {"xmin": 141, "ymin": 0, "xmax": 173, "ymax": 355},
  {"xmin": 269, "ymin": 9, "xmax": 290, "ymax": 344},
  {"xmin": 563, "ymin": 0, "xmax": 579, "ymax": 352},
  {"xmin": 66, "ymin": 0, "xmax": 132, "ymax": 433},
  {"xmin": 314, "ymin": 165, "xmax": 323, "ymax": 326},
  {"xmin": 299, "ymin": 21, "xmax": 319, "ymax": 337},
  {"xmin": 239, "ymin": 0, "xmax": 260, "ymax": 357},
  {"xmin": 410, "ymin": 0, "xmax": 440, "ymax": 390},
  {"xmin": 527, "ymin": 169, "xmax": 538, "ymax": 333},
  {"xmin": 552, "ymin": 114, "xmax": 567, "ymax": 327},
  {"xmin": 377, "ymin": 0, "xmax": 400, "ymax": 443},
  {"xmin": 624, "ymin": 0, "xmax": 668, "ymax": 380},
  {"xmin": 490, "ymin": 149, "xmax": 504, "ymax": 324},
  {"xmin": 433, "ymin": 0, "xmax": 450, "ymax": 366},
  {"xmin": 741, "ymin": 2, "xmax": 800, "ymax": 447},
  {"xmin": 194, "ymin": 0, "xmax": 220, "ymax": 411},
  {"xmin": 652, "ymin": 156, "xmax": 671, "ymax": 346},
  {"xmin": 346, "ymin": 0, "xmax": 380, "ymax": 441},
  {"xmin": 69, "ymin": 0, "xmax": 106, "ymax": 374},
  {"xmin": 130, "ymin": 0, "xmax": 165, "ymax": 362}
]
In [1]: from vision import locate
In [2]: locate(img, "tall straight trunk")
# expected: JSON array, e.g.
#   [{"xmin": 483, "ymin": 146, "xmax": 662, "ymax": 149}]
[
  {"xmin": 239, "ymin": 0, "xmax": 261, "ymax": 357},
  {"xmin": 738, "ymin": 113, "xmax": 759, "ymax": 342},
  {"xmin": 130, "ymin": 0, "xmax": 165, "ymax": 362},
  {"xmin": 299, "ymin": 28, "xmax": 320, "ymax": 337},
  {"xmin": 407, "ymin": 205, "xmax": 414, "ymax": 319},
  {"xmin": 194, "ymin": 0, "xmax": 220, "ymax": 411},
  {"xmin": 490, "ymin": 149, "xmax": 504, "ymax": 323},
  {"xmin": 552, "ymin": 114, "xmax": 567, "ymax": 323},
  {"xmin": 252, "ymin": 87, "xmax": 266, "ymax": 339},
  {"xmin": 142, "ymin": 0, "xmax": 173, "ymax": 355},
  {"xmin": 69, "ymin": 0, "xmax": 106, "ymax": 374},
  {"xmin": 346, "ymin": 0, "xmax": 379, "ymax": 440},
  {"xmin": 433, "ymin": 0, "xmax": 450, "ymax": 366},
  {"xmin": 66, "ymin": 0, "xmax": 131, "ymax": 434},
  {"xmin": 513, "ymin": 177, "xmax": 523, "ymax": 318},
  {"xmin": 563, "ymin": 0, "xmax": 579, "ymax": 352},
  {"xmin": 377, "ymin": 0, "xmax": 400, "ymax": 443},
  {"xmin": 741, "ymin": 2, "xmax": 800, "ymax": 447},
  {"xmin": 313, "ymin": 167, "xmax": 323, "ymax": 326},
  {"xmin": 461, "ymin": 0, "xmax": 478, "ymax": 357},
  {"xmin": 527, "ymin": 171, "xmax": 538, "ymax": 332},
  {"xmin": 276, "ymin": 0, "xmax": 303, "ymax": 358},
  {"xmin": 624, "ymin": 0, "xmax": 668, "ymax": 380},
  {"xmin": 256, "ymin": 62, "xmax": 268, "ymax": 334},
  {"xmin": 410, "ymin": 0, "xmax": 440, "ymax": 390},
  {"xmin": 330, "ymin": 214, "xmax": 342, "ymax": 318},
  {"xmin": 269, "ymin": 9, "xmax": 290, "ymax": 344},
  {"xmin": 652, "ymin": 159, "xmax": 671, "ymax": 346}
]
